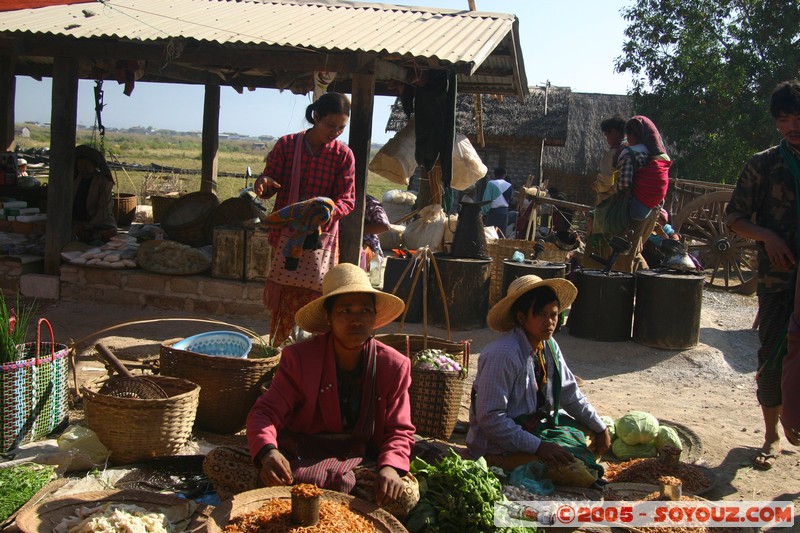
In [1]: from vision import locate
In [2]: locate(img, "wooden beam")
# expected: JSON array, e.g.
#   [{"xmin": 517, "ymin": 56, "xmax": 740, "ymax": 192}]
[
  {"xmin": 0, "ymin": 56, "xmax": 15, "ymax": 151},
  {"xmin": 340, "ymin": 71, "xmax": 375, "ymax": 265},
  {"xmin": 200, "ymin": 84, "xmax": 220, "ymax": 195},
  {"xmin": 45, "ymin": 56, "xmax": 78, "ymax": 275}
]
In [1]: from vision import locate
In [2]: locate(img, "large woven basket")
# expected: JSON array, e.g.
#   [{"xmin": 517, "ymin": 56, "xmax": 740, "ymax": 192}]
[
  {"xmin": 375, "ymin": 333, "xmax": 469, "ymax": 440},
  {"xmin": 487, "ymin": 239, "xmax": 567, "ymax": 306},
  {"xmin": 160, "ymin": 339, "xmax": 280, "ymax": 434},
  {"xmin": 82, "ymin": 375, "xmax": 199, "ymax": 465},
  {"xmin": 162, "ymin": 191, "xmax": 220, "ymax": 246},
  {"xmin": 151, "ymin": 194, "xmax": 180, "ymax": 224}
]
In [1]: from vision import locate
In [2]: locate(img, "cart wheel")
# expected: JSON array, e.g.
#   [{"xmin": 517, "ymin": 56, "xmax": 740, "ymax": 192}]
[{"xmin": 672, "ymin": 190, "xmax": 758, "ymax": 295}]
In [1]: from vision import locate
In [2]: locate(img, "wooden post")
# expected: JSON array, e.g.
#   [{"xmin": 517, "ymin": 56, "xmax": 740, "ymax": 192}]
[
  {"xmin": 0, "ymin": 56, "xmax": 15, "ymax": 152},
  {"xmin": 341, "ymin": 71, "xmax": 375, "ymax": 265},
  {"xmin": 201, "ymin": 84, "xmax": 220, "ymax": 194},
  {"xmin": 45, "ymin": 57, "xmax": 78, "ymax": 275}
]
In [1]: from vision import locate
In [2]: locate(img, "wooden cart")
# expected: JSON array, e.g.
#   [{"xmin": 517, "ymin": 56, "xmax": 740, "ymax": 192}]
[
  {"xmin": 667, "ymin": 178, "xmax": 757, "ymax": 295},
  {"xmin": 524, "ymin": 177, "xmax": 758, "ymax": 294}
]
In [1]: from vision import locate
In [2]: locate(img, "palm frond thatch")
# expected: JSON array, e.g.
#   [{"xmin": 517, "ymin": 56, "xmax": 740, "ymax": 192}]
[{"xmin": 386, "ymin": 86, "xmax": 571, "ymax": 141}]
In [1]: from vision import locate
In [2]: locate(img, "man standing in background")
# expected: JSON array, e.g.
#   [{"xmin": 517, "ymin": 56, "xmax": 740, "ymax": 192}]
[
  {"xmin": 725, "ymin": 80, "xmax": 800, "ymax": 471},
  {"xmin": 482, "ymin": 167, "xmax": 514, "ymax": 232}
]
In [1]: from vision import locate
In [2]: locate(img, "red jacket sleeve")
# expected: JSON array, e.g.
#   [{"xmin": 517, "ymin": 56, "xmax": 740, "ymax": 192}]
[
  {"xmin": 374, "ymin": 342, "xmax": 415, "ymax": 472},
  {"xmin": 246, "ymin": 345, "xmax": 304, "ymax": 459}
]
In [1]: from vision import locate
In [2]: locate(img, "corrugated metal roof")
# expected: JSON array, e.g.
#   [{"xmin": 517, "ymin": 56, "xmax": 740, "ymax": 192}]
[{"xmin": 0, "ymin": 0, "xmax": 527, "ymax": 95}]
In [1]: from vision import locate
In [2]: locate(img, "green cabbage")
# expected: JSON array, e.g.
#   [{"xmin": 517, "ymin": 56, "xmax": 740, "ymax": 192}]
[
  {"xmin": 612, "ymin": 439, "xmax": 658, "ymax": 460},
  {"xmin": 615, "ymin": 411, "xmax": 659, "ymax": 445},
  {"xmin": 600, "ymin": 415, "xmax": 616, "ymax": 441},
  {"xmin": 655, "ymin": 425, "xmax": 683, "ymax": 452}
]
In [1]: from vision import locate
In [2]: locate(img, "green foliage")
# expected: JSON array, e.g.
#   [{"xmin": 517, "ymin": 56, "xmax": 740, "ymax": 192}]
[
  {"xmin": 616, "ymin": 0, "xmax": 800, "ymax": 182},
  {"xmin": 0, "ymin": 463, "xmax": 55, "ymax": 522},
  {"xmin": 0, "ymin": 292, "xmax": 37, "ymax": 364},
  {"xmin": 407, "ymin": 450, "xmax": 530, "ymax": 532}
]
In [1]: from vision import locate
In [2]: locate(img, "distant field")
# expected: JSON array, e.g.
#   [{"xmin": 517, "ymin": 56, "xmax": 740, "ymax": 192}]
[{"xmin": 16, "ymin": 123, "xmax": 401, "ymax": 203}]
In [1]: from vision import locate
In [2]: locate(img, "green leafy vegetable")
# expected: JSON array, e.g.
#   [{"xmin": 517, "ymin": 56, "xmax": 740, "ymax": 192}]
[
  {"xmin": 655, "ymin": 425, "xmax": 683, "ymax": 452},
  {"xmin": 615, "ymin": 411, "xmax": 659, "ymax": 445},
  {"xmin": 0, "ymin": 463, "xmax": 55, "ymax": 522},
  {"xmin": 612, "ymin": 438, "xmax": 658, "ymax": 461},
  {"xmin": 407, "ymin": 449, "xmax": 534, "ymax": 532}
]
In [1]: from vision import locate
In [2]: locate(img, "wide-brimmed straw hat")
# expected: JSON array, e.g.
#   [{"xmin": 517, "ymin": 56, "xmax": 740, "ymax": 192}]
[
  {"xmin": 295, "ymin": 263, "xmax": 405, "ymax": 334},
  {"xmin": 487, "ymin": 274, "xmax": 578, "ymax": 332}
]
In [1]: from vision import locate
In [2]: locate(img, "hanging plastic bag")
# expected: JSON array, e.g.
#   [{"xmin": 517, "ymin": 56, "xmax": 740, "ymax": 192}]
[
  {"xmin": 451, "ymin": 134, "xmax": 488, "ymax": 191},
  {"xmin": 369, "ymin": 118, "xmax": 417, "ymax": 185}
]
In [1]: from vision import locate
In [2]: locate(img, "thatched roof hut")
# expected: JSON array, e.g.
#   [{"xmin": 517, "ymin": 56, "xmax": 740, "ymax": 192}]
[{"xmin": 388, "ymin": 86, "xmax": 570, "ymax": 142}]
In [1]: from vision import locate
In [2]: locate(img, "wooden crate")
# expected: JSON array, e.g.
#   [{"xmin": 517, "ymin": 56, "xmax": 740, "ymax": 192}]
[
  {"xmin": 212, "ymin": 227, "xmax": 246, "ymax": 280},
  {"xmin": 245, "ymin": 228, "xmax": 271, "ymax": 281}
]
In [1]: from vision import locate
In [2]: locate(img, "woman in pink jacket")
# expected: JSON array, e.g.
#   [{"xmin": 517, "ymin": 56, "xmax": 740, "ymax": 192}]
[{"xmin": 204, "ymin": 263, "xmax": 418, "ymax": 516}]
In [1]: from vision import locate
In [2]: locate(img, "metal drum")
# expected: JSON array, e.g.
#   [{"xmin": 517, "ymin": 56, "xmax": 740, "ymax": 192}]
[
  {"xmin": 633, "ymin": 269, "xmax": 704, "ymax": 349},
  {"xmin": 428, "ymin": 255, "xmax": 492, "ymax": 330},
  {"xmin": 382, "ymin": 256, "xmax": 425, "ymax": 323},
  {"xmin": 502, "ymin": 259, "xmax": 567, "ymax": 298},
  {"xmin": 567, "ymin": 269, "xmax": 635, "ymax": 342}
]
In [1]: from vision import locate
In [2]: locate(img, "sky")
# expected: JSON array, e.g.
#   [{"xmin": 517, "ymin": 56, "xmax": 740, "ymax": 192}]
[{"xmin": 14, "ymin": 0, "xmax": 635, "ymax": 144}]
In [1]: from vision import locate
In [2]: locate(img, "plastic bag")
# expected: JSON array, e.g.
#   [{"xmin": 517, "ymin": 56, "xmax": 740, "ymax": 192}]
[
  {"xmin": 369, "ymin": 118, "xmax": 417, "ymax": 185},
  {"xmin": 402, "ymin": 204, "xmax": 446, "ymax": 252},
  {"xmin": 451, "ymin": 134, "xmax": 488, "ymax": 191},
  {"xmin": 509, "ymin": 461, "xmax": 555, "ymax": 495},
  {"xmin": 56, "ymin": 424, "xmax": 110, "ymax": 470}
]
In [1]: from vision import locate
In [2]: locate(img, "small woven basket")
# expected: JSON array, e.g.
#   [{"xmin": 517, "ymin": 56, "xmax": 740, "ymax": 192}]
[
  {"xmin": 375, "ymin": 333, "xmax": 469, "ymax": 440},
  {"xmin": 160, "ymin": 339, "xmax": 280, "ymax": 434},
  {"xmin": 82, "ymin": 375, "xmax": 199, "ymax": 465},
  {"xmin": 487, "ymin": 238, "xmax": 567, "ymax": 306}
]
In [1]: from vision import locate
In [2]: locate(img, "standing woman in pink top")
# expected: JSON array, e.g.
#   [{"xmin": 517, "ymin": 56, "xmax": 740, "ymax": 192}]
[{"xmin": 254, "ymin": 92, "xmax": 356, "ymax": 346}]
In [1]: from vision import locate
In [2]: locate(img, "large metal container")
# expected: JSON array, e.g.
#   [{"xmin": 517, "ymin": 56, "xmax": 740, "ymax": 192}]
[
  {"xmin": 382, "ymin": 256, "xmax": 425, "ymax": 323},
  {"xmin": 428, "ymin": 255, "xmax": 491, "ymax": 330},
  {"xmin": 633, "ymin": 269, "xmax": 704, "ymax": 349},
  {"xmin": 502, "ymin": 259, "xmax": 567, "ymax": 298},
  {"xmin": 567, "ymin": 269, "xmax": 635, "ymax": 341}
]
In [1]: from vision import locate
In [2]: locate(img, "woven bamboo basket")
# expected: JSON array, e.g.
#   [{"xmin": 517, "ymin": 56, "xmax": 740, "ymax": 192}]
[
  {"xmin": 162, "ymin": 191, "xmax": 220, "ymax": 246},
  {"xmin": 160, "ymin": 339, "xmax": 280, "ymax": 434},
  {"xmin": 82, "ymin": 375, "xmax": 199, "ymax": 465},
  {"xmin": 151, "ymin": 194, "xmax": 180, "ymax": 224},
  {"xmin": 487, "ymin": 239, "xmax": 568, "ymax": 306},
  {"xmin": 375, "ymin": 333, "xmax": 469, "ymax": 440}
]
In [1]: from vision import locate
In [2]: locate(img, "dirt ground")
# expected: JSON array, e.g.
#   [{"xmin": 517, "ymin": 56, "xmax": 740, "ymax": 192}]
[{"xmin": 34, "ymin": 286, "xmax": 800, "ymax": 530}]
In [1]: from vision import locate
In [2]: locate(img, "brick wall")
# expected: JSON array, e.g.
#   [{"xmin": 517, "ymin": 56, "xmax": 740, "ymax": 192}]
[{"xmin": 59, "ymin": 265, "xmax": 265, "ymax": 316}]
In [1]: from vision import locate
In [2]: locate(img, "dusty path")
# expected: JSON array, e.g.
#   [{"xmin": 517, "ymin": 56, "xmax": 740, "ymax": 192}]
[{"xmin": 37, "ymin": 287, "xmax": 800, "ymax": 530}]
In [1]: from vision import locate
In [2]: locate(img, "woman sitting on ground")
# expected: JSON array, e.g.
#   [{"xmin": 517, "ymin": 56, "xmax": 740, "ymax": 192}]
[
  {"xmin": 467, "ymin": 275, "xmax": 611, "ymax": 487},
  {"xmin": 204, "ymin": 263, "xmax": 418, "ymax": 516}
]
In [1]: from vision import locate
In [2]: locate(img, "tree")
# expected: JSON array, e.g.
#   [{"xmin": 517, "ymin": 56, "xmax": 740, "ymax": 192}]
[{"xmin": 616, "ymin": 0, "xmax": 800, "ymax": 183}]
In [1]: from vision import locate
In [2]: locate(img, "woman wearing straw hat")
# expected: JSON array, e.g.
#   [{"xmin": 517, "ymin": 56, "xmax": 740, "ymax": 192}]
[
  {"xmin": 204, "ymin": 263, "xmax": 419, "ymax": 515},
  {"xmin": 467, "ymin": 275, "xmax": 611, "ymax": 487}
]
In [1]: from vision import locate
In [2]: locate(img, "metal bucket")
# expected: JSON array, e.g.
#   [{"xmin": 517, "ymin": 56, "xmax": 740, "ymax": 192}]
[
  {"xmin": 633, "ymin": 269, "xmax": 704, "ymax": 349},
  {"xmin": 501, "ymin": 260, "xmax": 568, "ymax": 299},
  {"xmin": 567, "ymin": 269, "xmax": 634, "ymax": 341},
  {"xmin": 428, "ymin": 255, "xmax": 491, "ymax": 330}
]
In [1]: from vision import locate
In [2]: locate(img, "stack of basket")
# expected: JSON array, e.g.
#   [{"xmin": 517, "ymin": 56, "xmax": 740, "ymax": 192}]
[
  {"xmin": 376, "ymin": 333, "xmax": 469, "ymax": 440},
  {"xmin": 160, "ymin": 339, "xmax": 280, "ymax": 434}
]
